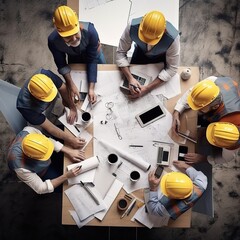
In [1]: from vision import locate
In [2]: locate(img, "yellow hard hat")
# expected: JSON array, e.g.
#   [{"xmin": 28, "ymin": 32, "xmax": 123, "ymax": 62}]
[
  {"xmin": 28, "ymin": 74, "xmax": 57, "ymax": 102},
  {"xmin": 138, "ymin": 11, "xmax": 166, "ymax": 45},
  {"xmin": 53, "ymin": 5, "xmax": 79, "ymax": 37},
  {"xmin": 22, "ymin": 133, "xmax": 54, "ymax": 161},
  {"xmin": 160, "ymin": 172, "xmax": 193, "ymax": 199},
  {"xmin": 206, "ymin": 122, "xmax": 239, "ymax": 148},
  {"xmin": 187, "ymin": 79, "xmax": 220, "ymax": 110}
]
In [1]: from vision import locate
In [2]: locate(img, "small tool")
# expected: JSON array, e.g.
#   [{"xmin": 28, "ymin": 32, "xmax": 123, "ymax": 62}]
[
  {"xmin": 177, "ymin": 131, "xmax": 197, "ymax": 144},
  {"xmin": 114, "ymin": 123, "xmax": 122, "ymax": 140}
]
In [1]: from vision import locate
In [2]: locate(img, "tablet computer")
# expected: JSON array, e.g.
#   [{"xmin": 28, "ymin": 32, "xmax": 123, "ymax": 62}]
[{"xmin": 135, "ymin": 104, "xmax": 166, "ymax": 128}]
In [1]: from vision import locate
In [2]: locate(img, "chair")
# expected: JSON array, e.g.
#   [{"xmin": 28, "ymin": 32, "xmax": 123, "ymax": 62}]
[{"xmin": 0, "ymin": 79, "xmax": 27, "ymax": 134}]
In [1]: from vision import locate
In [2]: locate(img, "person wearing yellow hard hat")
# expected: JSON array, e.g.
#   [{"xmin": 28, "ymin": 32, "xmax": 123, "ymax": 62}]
[
  {"xmin": 171, "ymin": 76, "xmax": 240, "ymax": 164},
  {"xmin": 145, "ymin": 161, "xmax": 207, "ymax": 220},
  {"xmin": 48, "ymin": 5, "xmax": 106, "ymax": 105},
  {"xmin": 205, "ymin": 122, "xmax": 240, "ymax": 164},
  {"xmin": 17, "ymin": 68, "xmax": 86, "ymax": 149},
  {"xmin": 7, "ymin": 126, "xmax": 85, "ymax": 194},
  {"xmin": 116, "ymin": 10, "xmax": 180, "ymax": 99}
]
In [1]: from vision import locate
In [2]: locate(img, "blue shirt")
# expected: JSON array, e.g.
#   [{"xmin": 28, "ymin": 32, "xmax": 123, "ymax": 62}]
[
  {"xmin": 48, "ymin": 22, "xmax": 100, "ymax": 83},
  {"xmin": 17, "ymin": 69, "xmax": 63, "ymax": 125}
]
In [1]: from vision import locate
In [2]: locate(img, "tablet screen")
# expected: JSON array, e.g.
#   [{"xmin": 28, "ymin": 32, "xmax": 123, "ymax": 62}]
[{"xmin": 139, "ymin": 105, "xmax": 164, "ymax": 124}]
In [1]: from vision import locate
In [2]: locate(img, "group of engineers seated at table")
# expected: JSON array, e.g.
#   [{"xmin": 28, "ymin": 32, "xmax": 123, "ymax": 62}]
[{"xmin": 6, "ymin": 5, "xmax": 240, "ymax": 222}]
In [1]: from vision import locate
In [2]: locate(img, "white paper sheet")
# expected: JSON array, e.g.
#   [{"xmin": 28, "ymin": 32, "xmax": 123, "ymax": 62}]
[
  {"xmin": 65, "ymin": 184, "xmax": 106, "ymax": 221},
  {"xmin": 67, "ymin": 156, "xmax": 100, "ymax": 185},
  {"xmin": 132, "ymin": 205, "xmax": 169, "ymax": 229},
  {"xmin": 79, "ymin": 0, "xmax": 179, "ymax": 46},
  {"xmin": 58, "ymin": 108, "xmax": 93, "ymax": 150},
  {"xmin": 69, "ymin": 210, "xmax": 94, "ymax": 228},
  {"xmin": 97, "ymin": 138, "xmax": 151, "ymax": 171},
  {"xmin": 94, "ymin": 179, "xmax": 123, "ymax": 221}
]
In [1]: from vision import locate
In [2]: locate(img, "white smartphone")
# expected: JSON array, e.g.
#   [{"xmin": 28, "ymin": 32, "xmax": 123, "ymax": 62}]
[{"xmin": 135, "ymin": 104, "xmax": 166, "ymax": 128}]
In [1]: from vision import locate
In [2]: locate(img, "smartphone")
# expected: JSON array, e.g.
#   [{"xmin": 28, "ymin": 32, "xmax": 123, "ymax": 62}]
[
  {"xmin": 178, "ymin": 145, "xmax": 188, "ymax": 161},
  {"xmin": 154, "ymin": 165, "xmax": 164, "ymax": 178},
  {"xmin": 157, "ymin": 146, "xmax": 170, "ymax": 166}
]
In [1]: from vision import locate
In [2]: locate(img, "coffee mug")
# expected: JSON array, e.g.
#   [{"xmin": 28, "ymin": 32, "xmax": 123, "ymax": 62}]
[
  {"xmin": 107, "ymin": 153, "xmax": 118, "ymax": 164},
  {"xmin": 130, "ymin": 170, "xmax": 140, "ymax": 182},
  {"xmin": 81, "ymin": 111, "xmax": 91, "ymax": 124},
  {"xmin": 117, "ymin": 198, "xmax": 128, "ymax": 211}
]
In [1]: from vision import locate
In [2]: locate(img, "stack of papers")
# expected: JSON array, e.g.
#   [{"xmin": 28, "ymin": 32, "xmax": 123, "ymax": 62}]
[{"xmin": 64, "ymin": 155, "xmax": 124, "ymax": 227}]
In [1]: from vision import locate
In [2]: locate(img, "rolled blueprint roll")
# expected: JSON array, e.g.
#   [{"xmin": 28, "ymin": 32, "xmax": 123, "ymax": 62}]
[
  {"xmin": 67, "ymin": 156, "xmax": 99, "ymax": 172},
  {"xmin": 67, "ymin": 156, "xmax": 99, "ymax": 185},
  {"xmin": 98, "ymin": 139, "xmax": 151, "ymax": 172}
]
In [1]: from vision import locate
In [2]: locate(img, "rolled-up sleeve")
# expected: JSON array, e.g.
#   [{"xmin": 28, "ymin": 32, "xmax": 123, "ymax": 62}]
[
  {"xmin": 158, "ymin": 35, "xmax": 180, "ymax": 82},
  {"xmin": 15, "ymin": 168, "xmax": 54, "ymax": 194},
  {"xmin": 186, "ymin": 167, "xmax": 208, "ymax": 190},
  {"xmin": 116, "ymin": 24, "xmax": 132, "ymax": 67},
  {"xmin": 147, "ymin": 191, "xmax": 170, "ymax": 217}
]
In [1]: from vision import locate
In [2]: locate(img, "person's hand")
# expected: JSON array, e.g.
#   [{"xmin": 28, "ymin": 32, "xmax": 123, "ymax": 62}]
[
  {"xmin": 173, "ymin": 160, "xmax": 191, "ymax": 172},
  {"xmin": 66, "ymin": 107, "xmax": 78, "ymax": 125},
  {"xmin": 66, "ymin": 149, "xmax": 86, "ymax": 162},
  {"xmin": 129, "ymin": 77, "xmax": 142, "ymax": 95},
  {"xmin": 66, "ymin": 165, "xmax": 82, "ymax": 178},
  {"xmin": 68, "ymin": 82, "xmax": 80, "ymax": 104},
  {"xmin": 148, "ymin": 170, "xmax": 161, "ymax": 191},
  {"xmin": 172, "ymin": 111, "xmax": 180, "ymax": 134},
  {"xmin": 88, "ymin": 88, "xmax": 97, "ymax": 104},
  {"xmin": 69, "ymin": 137, "xmax": 86, "ymax": 149},
  {"xmin": 184, "ymin": 153, "xmax": 207, "ymax": 164},
  {"xmin": 128, "ymin": 85, "xmax": 148, "ymax": 100}
]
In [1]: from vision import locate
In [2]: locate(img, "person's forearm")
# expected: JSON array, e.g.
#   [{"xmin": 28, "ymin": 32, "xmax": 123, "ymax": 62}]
[
  {"xmin": 41, "ymin": 119, "xmax": 74, "ymax": 143},
  {"xmin": 120, "ymin": 67, "xmax": 132, "ymax": 81},
  {"xmin": 145, "ymin": 77, "xmax": 164, "ymax": 92},
  {"xmin": 50, "ymin": 173, "xmax": 68, "ymax": 189},
  {"xmin": 89, "ymin": 82, "xmax": 95, "ymax": 92},
  {"xmin": 63, "ymin": 72, "xmax": 74, "ymax": 87}
]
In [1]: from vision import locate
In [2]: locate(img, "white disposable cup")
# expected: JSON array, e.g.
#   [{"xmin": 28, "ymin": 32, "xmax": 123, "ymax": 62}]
[
  {"xmin": 130, "ymin": 170, "xmax": 140, "ymax": 182},
  {"xmin": 81, "ymin": 112, "xmax": 91, "ymax": 124},
  {"xmin": 107, "ymin": 153, "xmax": 118, "ymax": 164}
]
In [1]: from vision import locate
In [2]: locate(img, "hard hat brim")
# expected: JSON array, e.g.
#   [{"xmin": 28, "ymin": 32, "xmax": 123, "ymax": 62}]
[
  {"xmin": 160, "ymin": 173, "xmax": 169, "ymax": 197},
  {"xmin": 57, "ymin": 23, "xmax": 79, "ymax": 37},
  {"xmin": 206, "ymin": 123, "xmax": 216, "ymax": 146},
  {"xmin": 187, "ymin": 94, "xmax": 203, "ymax": 110},
  {"xmin": 138, "ymin": 29, "xmax": 164, "ymax": 45}
]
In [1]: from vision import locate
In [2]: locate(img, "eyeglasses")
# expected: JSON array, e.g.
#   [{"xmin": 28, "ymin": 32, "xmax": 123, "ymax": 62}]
[{"xmin": 105, "ymin": 102, "xmax": 114, "ymax": 120}]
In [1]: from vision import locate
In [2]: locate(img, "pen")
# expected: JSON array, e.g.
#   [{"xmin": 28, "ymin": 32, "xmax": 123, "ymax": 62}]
[
  {"xmin": 74, "ymin": 125, "xmax": 80, "ymax": 133},
  {"xmin": 112, "ymin": 161, "xmax": 123, "ymax": 177},
  {"xmin": 121, "ymin": 198, "xmax": 136, "ymax": 219},
  {"xmin": 177, "ymin": 131, "xmax": 197, "ymax": 144},
  {"xmin": 80, "ymin": 181, "xmax": 100, "ymax": 205},
  {"xmin": 129, "ymin": 83, "xmax": 140, "ymax": 91},
  {"xmin": 127, "ymin": 199, "xmax": 136, "ymax": 216},
  {"xmin": 129, "ymin": 145, "xmax": 143, "ymax": 147}
]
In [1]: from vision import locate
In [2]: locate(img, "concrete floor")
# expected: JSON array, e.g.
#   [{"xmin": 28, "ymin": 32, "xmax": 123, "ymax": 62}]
[{"xmin": 0, "ymin": 0, "xmax": 239, "ymax": 239}]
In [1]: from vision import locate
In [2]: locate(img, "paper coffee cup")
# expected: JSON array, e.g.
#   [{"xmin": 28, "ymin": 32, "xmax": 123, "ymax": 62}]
[
  {"xmin": 130, "ymin": 170, "xmax": 140, "ymax": 182},
  {"xmin": 107, "ymin": 153, "xmax": 118, "ymax": 164},
  {"xmin": 117, "ymin": 198, "xmax": 128, "ymax": 211},
  {"xmin": 81, "ymin": 112, "xmax": 91, "ymax": 124}
]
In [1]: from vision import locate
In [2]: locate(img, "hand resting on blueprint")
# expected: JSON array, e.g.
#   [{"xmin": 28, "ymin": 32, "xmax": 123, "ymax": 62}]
[{"xmin": 61, "ymin": 145, "xmax": 86, "ymax": 162}]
